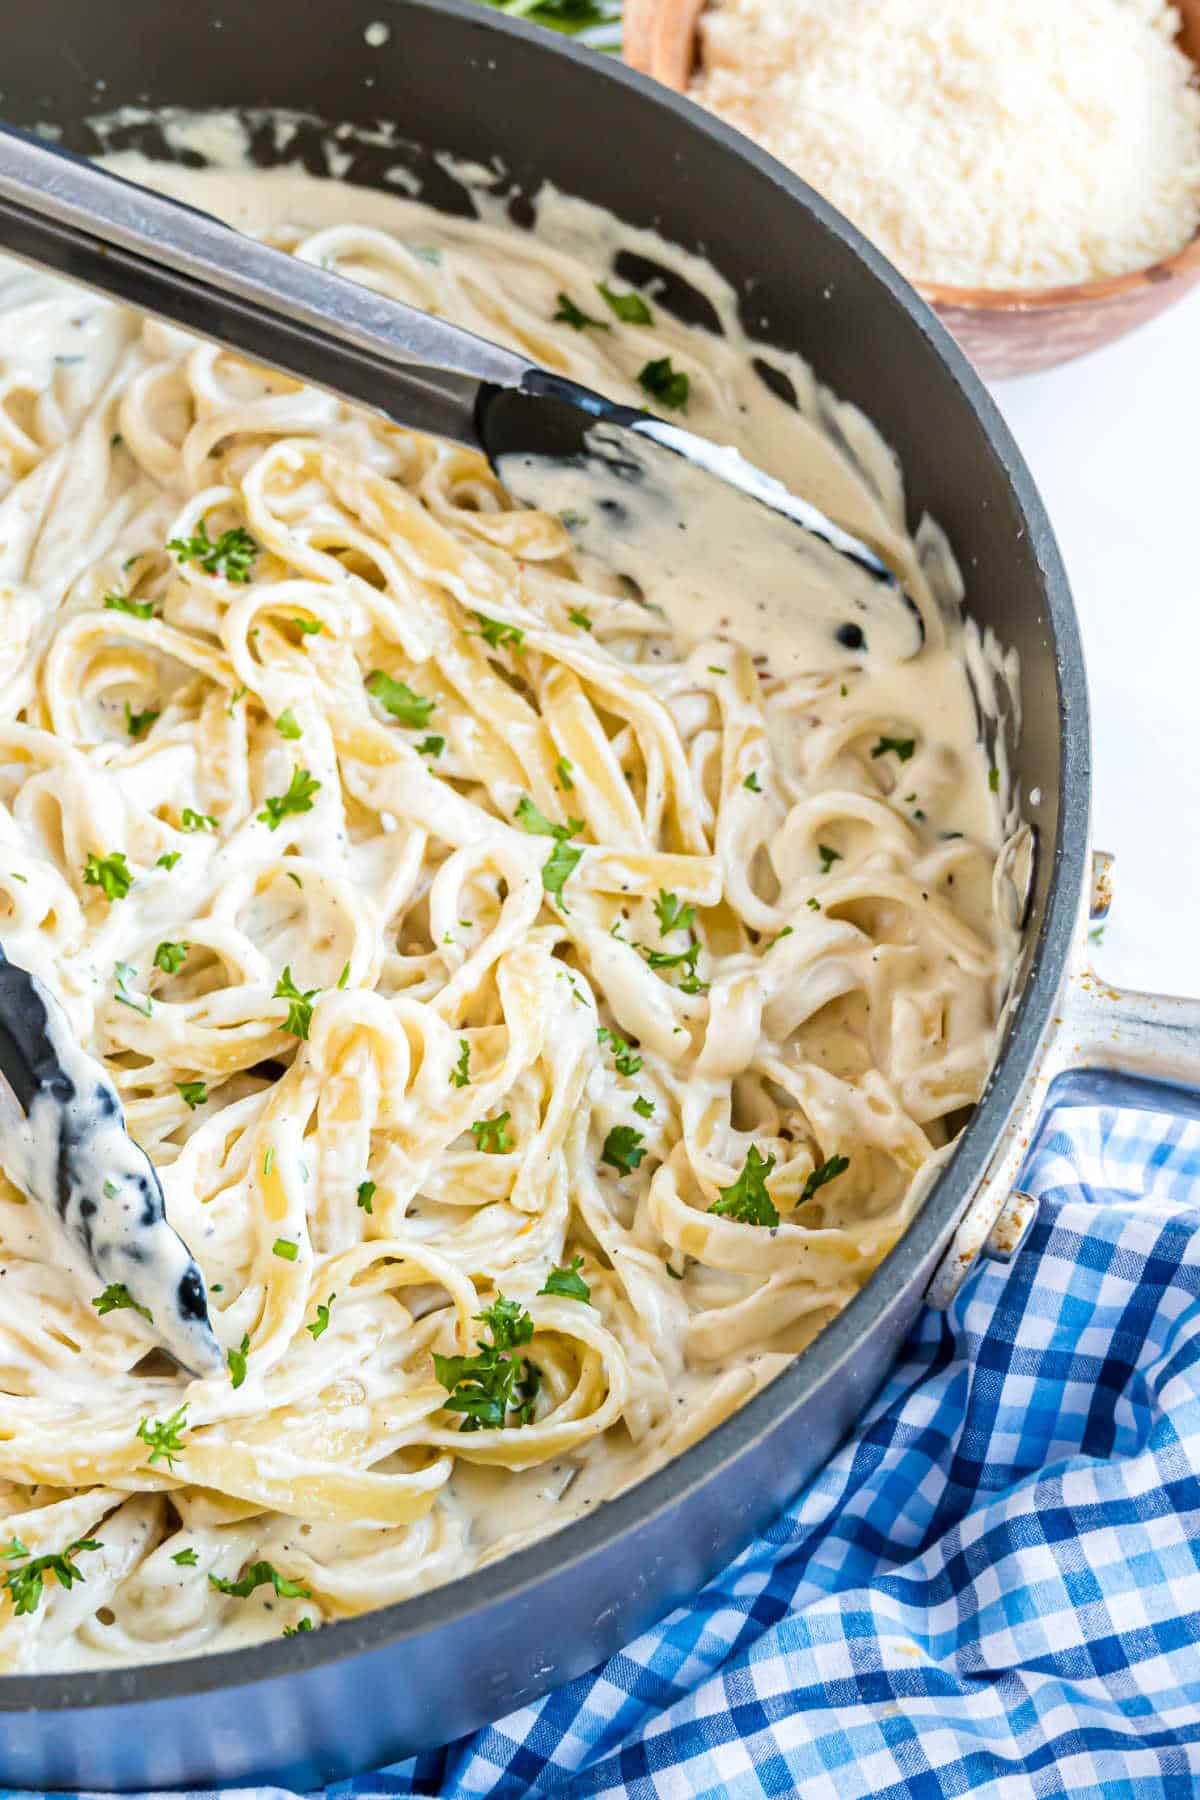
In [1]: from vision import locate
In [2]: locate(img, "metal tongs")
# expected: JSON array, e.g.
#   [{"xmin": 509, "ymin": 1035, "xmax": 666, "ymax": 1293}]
[{"xmin": 0, "ymin": 123, "xmax": 924, "ymax": 1371}]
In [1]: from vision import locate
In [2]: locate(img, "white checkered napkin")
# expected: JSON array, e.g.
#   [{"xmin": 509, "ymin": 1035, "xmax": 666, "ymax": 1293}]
[{"xmin": 26, "ymin": 1095, "xmax": 1200, "ymax": 1800}]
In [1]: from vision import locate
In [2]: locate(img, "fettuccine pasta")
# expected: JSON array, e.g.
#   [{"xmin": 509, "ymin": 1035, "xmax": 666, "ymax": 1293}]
[{"xmin": 0, "ymin": 152, "xmax": 1019, "ymax": 1667}]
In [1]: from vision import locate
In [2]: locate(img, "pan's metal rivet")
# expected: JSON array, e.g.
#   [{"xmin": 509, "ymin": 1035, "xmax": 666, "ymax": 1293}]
[
  {"xmin": 983, "ymin": 1188, "xmax": 1038, "ymax": 1264},
  {"xmin": 1090, "ymin": 850, "xmax": 1114, "ymax": 922}
]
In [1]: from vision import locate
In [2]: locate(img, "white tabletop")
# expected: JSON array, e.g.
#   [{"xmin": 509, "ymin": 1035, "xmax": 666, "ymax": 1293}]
[{"xmin": 990, "ymin": 288, "xmax": 1200, "ymax": 1001}]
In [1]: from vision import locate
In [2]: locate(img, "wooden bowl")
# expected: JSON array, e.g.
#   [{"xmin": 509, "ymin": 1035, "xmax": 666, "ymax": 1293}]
[{"xmin": 624, "ymin": 0, "xmax": 1200, "ymax": 379}]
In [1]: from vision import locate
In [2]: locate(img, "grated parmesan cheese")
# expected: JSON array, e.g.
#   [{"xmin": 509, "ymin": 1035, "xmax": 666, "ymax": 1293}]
[{"xmin": 692, "ymin": 0, "xmax": 1200, "ymax": 288}]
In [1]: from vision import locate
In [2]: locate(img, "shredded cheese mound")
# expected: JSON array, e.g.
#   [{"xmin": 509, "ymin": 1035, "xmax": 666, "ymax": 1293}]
[{"xmin": 693, "ymin": 0, "xmax": 1200, "ymax": 289}]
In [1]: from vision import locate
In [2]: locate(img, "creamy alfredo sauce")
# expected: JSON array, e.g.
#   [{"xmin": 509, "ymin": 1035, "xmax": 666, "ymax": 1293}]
[{"xmin": 0, "ymin": 143, "xmax": 1020, "ymax": 1668}]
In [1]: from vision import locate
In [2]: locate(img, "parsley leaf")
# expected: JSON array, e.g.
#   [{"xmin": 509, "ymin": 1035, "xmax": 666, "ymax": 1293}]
[
  {"xmin": 638, "ymin": 356, "xmax": 689, "ymax": 411},
  {"xmin": 471, "ymin": 1112, "xmax": 512, "ymax": 1154},
  {"xmin": 366, "ymin": 669, "xmax": 435, "ymax": 728},
  {"xmin": 597, "ymin": 1026, "xmax": 642, "ymax": 1075},
  {"xmin": 181, "ymin": 808, "xmax": 218, "ymax": 833},
  {"xmin": 989, "ymin": 766, "xmax": 1000, "ymax": 793},
  {"xmin": 209, "ymin": 1561, "xmax": 310, "ymax": 1600},
  {"xmin": 283, "ymin": 1616, "xmax": 313, "ymax": 1635},
  {"xmin": 356, "ymin": 1179, "xmax": 376, "ymax": 1214},
  {"xmin": 274, "ymin": 966, "xmax": 318, "ymax": 1039},
  {"xmin": 637, "ymin": 938, "xmax": 709, "ymax": 993},
  {"xmin": 83, "ymin": 851, "xmax": 132, "ymax": 901},
  {"xmin": 654, "ymin": 889, "xmax": 695, "ymax": 937},
  {"xmin": 291, "ymin": 616, "xmax": 322, "ymax": 636},
  {"xmin": 92, "ymin": 1282, "xmax": 152, "ymax": 1324},
  {"xmin": 871, "ymin": 736, "xmax": 916, "ymax": 762},
  {"xmin": 472, "ymin": 612, "xmax": 524, "ymax": 653},
  {"xmin": 2, "ymin": 1538, "xmax": 103, "ymax": 1616},
  {"xmin": 176, "ymin": 1079, "xmax": 208, "ymax": 1110},
  {"xmin": 451, "ymin": 1038, "xmax": 472, "ymax": 1088},
  {"xmin": 276, "ymin": 708, "xmax": 302, "ymax": 740},
  {"xmin": 257, "ymin": 767, "xmax": 320, "ymax": 831},
  {"xmin": 154, "ymin": 940, "xmax": 189, "ymax": 975},
  {"xmin": 554, "ymin": 291, "xmax": 609, "ymax": 331},
  {"xmin": 306, "ymin": 1294, "xmax": 335, "ymax": 1340},
  {"xmin": 513, "ymin": 796, "xmax": 585, "ymax": 907},
  {"xmin": 555, "ymin": 756, "xmax": 575, "ymax": 790},
  {"xmin": 567, "ymin": 608, "xmax": 592, "ymax": 630},
  {"xmin": 818, "ymin": 844, "xmax": 843, "ymax": 873},
  {"xmin": 157, "ymin": 851, "xmax": 181, "ymax": 871},
  {"xmin": 172, "ymin": 1547, "xmax": 198, "ymax": 1567},
  {"xmin": 113, "ymin": 960, "xmax": 153, "ymax": 1017},
  {"xmin": 417, "ymin": 734, "xmax": 445, "ymax": 757},
  {"xmin": 136, "ymin": 1403, "xmax": 189, "ymax": 1470},
  {"xmin": 800, "ymin": 1153, "xmax": 850, "ymax": 1205},
  {"xmin": 633, "ymin": 1094, "xmax": 655, "ymax": 1119},
  {"xmin": 539, "ymin": 1255, "xmax": 590, "ymax": 1301},
  {"xmin": 744, "ymin": 770, "xmax": 762, "ymax": 792},
  {"xmin": 273, "ymin": 1238, "xmax": 298, "ymax": 1262},
  {"xmin": 433, "ymin": 1294, "xmax": 540, "ymax": 1432},
  {"xmin": 167, "ymin": 519, "xmax": 258, "ymax": 583},
  {"xmin": 601, "ymin": 1124, "xmax": 646, "ymax": 1175},
  {"xmin": 709, "ymin": 1145, "xmax": 778, "ymax": 1227},
  {"xmin": 105, "ymin": 593, "xmax": 154, "ymax": 620},
  {"xmin": 596, "ymin": 280, "xmax": 652, "ymax": 325},
  {"xmin": 124, "ymin": 701, "xmax": 159, "ymax": 739},
  {"xmin": 228, "ymin": 1332, "xmax": 250, "ymax": 1389}
]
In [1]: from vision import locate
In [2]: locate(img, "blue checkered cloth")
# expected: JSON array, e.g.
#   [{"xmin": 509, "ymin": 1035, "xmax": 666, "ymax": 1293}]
[{"xmin": 19, "ymin": 1081, "xmax": 1200, "ymax": 1799}]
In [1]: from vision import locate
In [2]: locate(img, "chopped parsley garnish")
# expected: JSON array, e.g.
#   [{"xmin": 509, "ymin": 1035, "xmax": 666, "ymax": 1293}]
[
  {"xmin": 807, "ymin": 897, "xmax": 821, "ymax": 911},
  {"xmin": 257, "ymin": 767, "xmax": 320, "ymax": 830},
  {"xmin": 471, "ymin": 1112, "xmax": 512, "ymax": 1154},
  {"xmin": 154, "ymin": 940, "xmax": 189, "ymax": 975},
  {"xmin": 664, "ymin": 1262, "xmax": 684, "ymax": 1281},
  {"xmin": 92, "ymin": 1283, "xmax": 152, "ymax": 1324},
  {"xmin": 433, "ymin": 1294, "xmax": 541, "ymax": 1432},
  {"xmin": 276, "ymin": 708, "xmax": 302, "ymax": 740},
  {"xmin": 654, "ymin": 889, "xmax": 695, "ymax": 937},
  {"xmin": 601, "ymin": 1124, "xmax": 646, "ymax": 1175},
  {"xmin": 357, "ymin": 1179, "xmax": 376, "ymax": 1214},
  {"xmin": 209, "ymin": 1561, "xmax": 310, "ymax": 1600},
  {"xmin": 283, "ymin": 1616, "xmax": 314, "ymax": 1635},
  {"xmin": 638, "ymin": 356, "xmax": 689, "ymax": 411},
  {"xmin": 417, "ymin": 734, "xmax": 445, "ymax": 757},
  {"xmin": 83, "ymin": 851, "xmax": 132, "ymax": 901},
  {"xmin": 871, "ymin": 736, "xmax": 916, "ymax": 763},
  {"xmin": 567, "ymin": 608, "xmax": 592, "ymax": 631},
  {"xmin": 172, "ymin": 1548, "xmax": 198, "ymax": 1567},
  {"xmin": 638, "ymin": 937, "xmax": 708, "ymax": 994},
  {"xmin": 366, "ymin": 669, "xmax": 435, "ymax": 728},
  {"xmin": 451, "ymin": 1038, "xmax": 472, "ymax": 1088},
  {"xmin": 555, "ymin": 756, "xmax": 575, "ymax": 790},
  {"xmin": 264, "ymin": 1149, "xmax": 275, "ymax": 1177},
  {"xmin": 124, "ymin": 701, "xmax": 159, "ymax": 739},
  {"xmin": 553, "ymin": 291, "xmax": 609, "ymax": 331},
  {"xmin": 597, "ymin": 1026, "xmax": 643, "ymax": 1076},
  {"xmin": 291, "ymin": 616, "xmax": 322, "ymax": 636},
  {"xmin": 1089, "ymin": 924, "xmax": 1106, "ymax": 946},
  {"xmin": 539, "ymin": 1255, "xmax": 590, "ymax": 1302},
  {"xmin": 597, "ymin": 280, "xmax": 653, "ymax": 325},
  {"xmin": 472, "ymin": 612, "xmax": 525, "ymax": 653},
  {"xmin": 105, "ymin": 593, "xmax": 154, "ymax": 620},
  {"xmin": 709, "ymin": 1145, "xmax": 778, "ymax": 1227},
  {"xmin": 176, "ymin": 1080, "xmax": 208, "ymax": 1110},
  {"xmin": 137, "ymin": 1404, "xmax": 188, "ymax": 1470},
  {"xmin": 274, "ymin": 966, "xmax": 318, "ymax": 1039},
  {"xmin": 818, "ymin": 844, "xmax": 843, "ymax": 873},
  {"xmin": 306, "ymin": 1294, "xmax": 335, "ymax": 1340},
  {"xmin": 3, "ymin": 1538, "xmax": 103, "ymax": 1616},
  {"xmin": 181, "ymin": 808, "xmax": 218, "ymax": 833},
  {"xmin": 337, "ymin": 961, "xmax": 350, "ymax": 990},
  {"xmin": 513, "ymin": 796, "xmax": 585, "ymax": 906},
  {"xmin": 113, "ymin": 961, "xmax": 153, "ymax": 1017},
  {"xmin": 228, "ymin": 1332, "xmax": 250, "ymax": 1388},
  {"xmin": 272, "ymin": 1238, "xmax": 298, "ymax": 1262},
  {"xmin": 227, "ymin": 684, "xmax": 248, "ymax": 717},
  {"xmin": 156, "ymin": 851, "xmax": 181, "ymax": 871},
  {"xmin": 167, "ymin": 519, "xmax": 258, "ymax": 583},
  {"xmin": 633, "ymin": 1095, "xmax": 655, "ymax": 1119},
  {"xmin": 800, "ymin": 1153, "xmax": 850, "ymax": 1205},
  {"xmin": 989, "ymin": 766, "xmax": 1000, "ymax": 793},
  {"xmin": 743, "ymin": 771, "xmax": 762, "ymax": 793}
]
